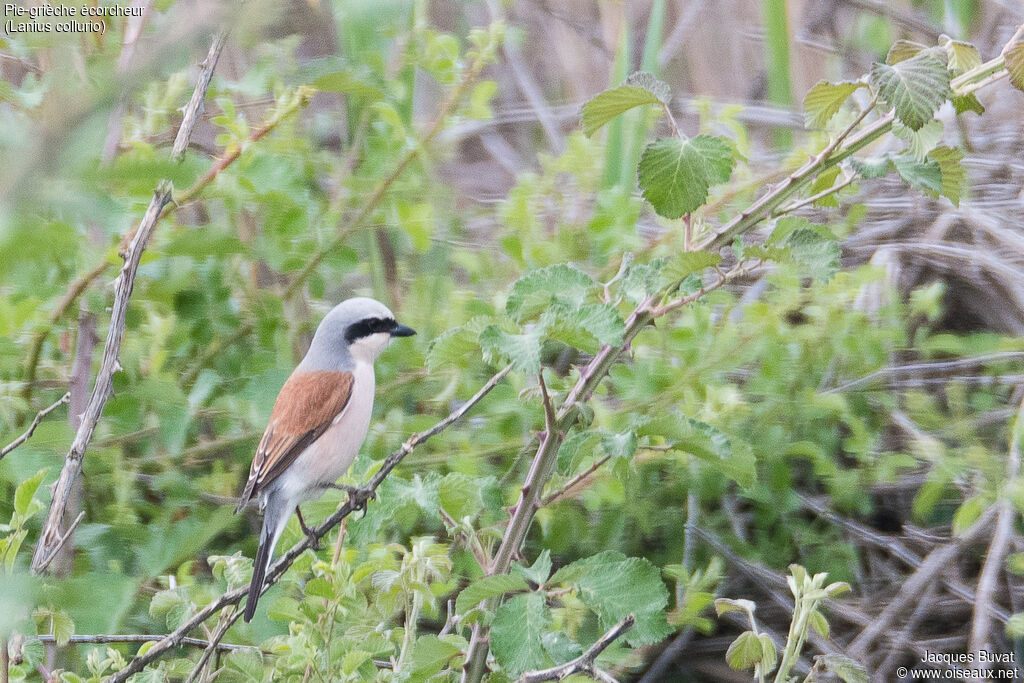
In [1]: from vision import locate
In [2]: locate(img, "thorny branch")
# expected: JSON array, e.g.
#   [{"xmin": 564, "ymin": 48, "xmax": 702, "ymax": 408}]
[
  {"xmin": 517, "ymin": 614, "xmax": 635, "ymax": 683},
  {"xmin": 30, "ymin": 183, "xmax": 173, "ymax": 573},
  {"xmin": 30, "ymin": 29, "xmax": 229, "ymax": 573},
  {"xmin": 0, "ymin": 392, "xmax": 69, "ymax": 461},
  {"xmin": 106, "ymin": 365, "xmax": 511, "ymax": 682}
]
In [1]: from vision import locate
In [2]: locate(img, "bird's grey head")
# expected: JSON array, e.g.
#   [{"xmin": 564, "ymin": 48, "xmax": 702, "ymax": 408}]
[{"xmin": 303, "ymin": 297, "xmax": 416, "ymax": 369}]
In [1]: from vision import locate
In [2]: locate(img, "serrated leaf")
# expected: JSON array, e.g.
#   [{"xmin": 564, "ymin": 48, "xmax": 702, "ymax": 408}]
[
  {"xmin": 14, "ymin": 469, "xmax": 47, "ymax": 518},
  {"xmin": 893, "ymin": 119, "xmax": 943, "ymax": 161},
  {"xmin": 928, "ymin": 145, "xmax": 965, "ymax": 206},
  {"xmin": 661, "ymin": 418, "xmax": 756, "ymax": 488},
  {"xmin": 893, "ymin": 154, "xmax": 942, "ymax": 197},
  {"xmin": 816, "ymin": 654, "xmax": 869, "ymax": 683},
  {"xmin": 787, "ymin": 228, "xmax": 842, "ymax": 282},
  {"xmin": 149, "ymin": 588, "xmax": 184, "ymax": 619},
  {"xmin": 886, "ymin": 40, "xmax": 928, "ymax": 65},
  {"xmin": 542, "ymin": 302, "xmax": 625, "ymax": 353},
  {"xmin": 506, "ymin": 265, "xmax": 595, "ymax": 322},
  {"xmin": 582, "ymin": 71, "xmax": 669, "ymax": 137},
  {"xmin": 767, "ymin": 217, "xmax": 834, "ymax": 245},
  {"xmin": 479, "ymin": 325, "xmax": 542, "ymax": 375},
  {"xmin": 50, "ymin": 610, "xmax": 74, "ymax": 647},
  {"xmin": 225, "ymin": 649, "xmax": 263, "ymax": 682},
  {"xmin": 455, "ymin": 574, "xmax": 530, "ymax": 615},
  {"xmin": 870, "ymin": 51, "xmax": 951, "ymax": 131},
  {"xmin": 952, "ymin": 93, "xmax": 984, "ymax": 115},
  {"xmin": 556, "ymin": 428, "xmax": 637, "ymax": 474},
  {"xmin": 342, "ymin": 650, "xmax": 372, "ymax": 676},
  {"xmin": 619, "ymin": 258, "xmax": 667, "ymax": 304},
  {"xmin": 427, "ymin": 317, "xmax": 491, "ymax": 371},
  {"xmin": 516, "ymin": 550, "xmax": 553, "ymax": 586},
  {"xmin": 803, "ymin": 80, "xmax": 863, "ymax": 129},
  {"xmin": 725, "ymin": 631, "xmax": 763, "ymax": 671},
  {"xmin": 637, "ymin": 136, "xmax": 735, "ymax": 218},
  {"xmin": 439, "ymin": 473, "xmax": 496, "ymax": 521},
  {"xmin": 490, "ymin": 592, "xmax": 550, "ymax": 676},
  {"xmin": 663, "ymin": 250, "xmax": 721, "ymax": 282},
  {"xmin": 408, "ymin": 635, "xmax": 462, "ymax": 679},
  {"xmin": 850, "ymin": 155, "xmax": 891, "ymax": 178},
  {"xmin": 940, "ymin": 36, "xmax": 981, "ymax": 75},
  {"xmin": 1005, "ymin": 40, "xmax": 1024, "ymax": 93},
  {"xmin": 550, "ymin": 551, "xmax": 670, "ymax": 646},
  {"xmin": 304, "ymin": 577, "xmax": 335, "ymax": 599}
]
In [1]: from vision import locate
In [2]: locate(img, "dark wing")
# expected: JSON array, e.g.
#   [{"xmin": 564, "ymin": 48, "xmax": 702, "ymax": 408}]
[{"xmin": 235, "ymin": 370, "xmax": 354, "ymax": 511}]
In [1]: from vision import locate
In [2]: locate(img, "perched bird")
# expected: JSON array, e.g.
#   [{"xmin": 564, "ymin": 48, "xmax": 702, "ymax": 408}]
[{"xmin": 235, "ymin": 297, "xmax": 416, "ymax": 622}]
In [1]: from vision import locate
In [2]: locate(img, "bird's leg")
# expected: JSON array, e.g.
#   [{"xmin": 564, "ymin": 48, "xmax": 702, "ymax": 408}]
[
  {"xmin": 295, "ymin": 507, "xmax": 322, "ymax": 551},
  {"xmin": 325, "ymin": 483, "xmax": 376, "ymax": 517}
]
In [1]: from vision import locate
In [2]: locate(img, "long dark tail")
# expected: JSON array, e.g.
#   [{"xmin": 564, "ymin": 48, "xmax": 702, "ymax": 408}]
[{"xmin": 244, "ymin": 499, "xmax": 289, "ymax": 622}]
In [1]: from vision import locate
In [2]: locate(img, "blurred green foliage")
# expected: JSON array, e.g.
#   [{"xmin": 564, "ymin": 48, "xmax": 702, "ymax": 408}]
[{"xmin": 1, "ymin": 0, "xmax": 1022, "ymax": 681}]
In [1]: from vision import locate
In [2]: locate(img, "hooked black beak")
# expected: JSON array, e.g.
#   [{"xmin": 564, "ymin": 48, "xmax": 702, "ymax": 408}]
[{"xmin": 391, "ymin": 323, "xmax": 416, "ymax": 338}]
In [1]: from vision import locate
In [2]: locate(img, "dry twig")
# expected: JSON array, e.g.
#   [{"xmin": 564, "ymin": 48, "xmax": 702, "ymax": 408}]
[
  {"xmin": 0, "ymin": 393, "xmax": 70, "ymax": 461},
  {"xmin": 518, "ymin": 614, "xmax": 634, "ymax": 683}
]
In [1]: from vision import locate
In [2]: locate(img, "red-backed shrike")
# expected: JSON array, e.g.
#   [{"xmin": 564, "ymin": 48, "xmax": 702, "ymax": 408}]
[{"xmin": 235, "ymin": 297, "xmax": 415, "ymax": 622}]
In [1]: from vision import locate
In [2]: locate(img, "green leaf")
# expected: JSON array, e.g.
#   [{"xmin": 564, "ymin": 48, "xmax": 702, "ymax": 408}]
[
  {"xmin": 892, "ymin": 119, "xmax": 943, "ymax": 161},
  {"xmin": 803, "ymin": 80, "xmax": 863, "ymax": 129},
  {"xmin": 886, "ymin": 40, "xmax": 927, "ymax": 65},
  {"xmin": 940, "ymin": 36, "xmax": 981, "ymax": 75},
  {"xmin": 850, "ymin": 156, "xmax": 891, "ymax": 179},
  {"xmin": 225, "ymin": 649, "xmax": 263, "ymax": 682},
  {"xmin": 952, "ymin": 93, "xmax": 984, "ymax": 116},
  {"xmin": 556, "ymin": 428, "xmax": 637, "ymax": 474},
  {"xmin": 304, "ymin": 577, "xmax": 335, "ymax": 599},
  {"xmin": 506, "ymin": 265, "xmax": 595, "ymax": 322},
  {"xmin": 759, "ymin": 634, "xmax": 778, "ymax": 673},
  {"xmin": 148, "ymin": 588, "xmax": 185, "ymax": 621},
  {"xmin": 541, "ymin": 303, "xmax": 624, "ymax": 353},
  {"xmin": 767, "ymin": 217, "xmax": 833, "ymax": 245},
  {"xmin": 725, "ymin": 631, "xmax": 763, "ymax": 671},
  {"xmin": 893, "ymin": 154, "xmax": 942, "ymax": 197},
  {"xmin": 783, "ymin": 228, "xmax": 842, "ymax": 283},
  {"xmin": 426, "ymin": 317, "xmax": 491, "ymax": 371},
  {"xmin": 455, "ymin": 574, "xmax": 529, "ymax": 615},
  {"xmin": 869, "ymin": 50, "xmax": 951, "ymax": 131},
  {"xmin": 490, "ymin": 592, "xmax": 551, "ymax": 676},
  {"xmin": 14, "ymin": 469, "xmax": 47, "ymax": 518},
  {"xmin": 714, "ymin": 598, "xmax": 756, "ymax": 616},
  {"xmin": 808, "ymin": 608, "xmax": 830, "ymax": 638},
  {"xmin": 637, "ymin": 135, "xmax": 735, "ymax": 218},
  {"xmin": 582, "ymin": 71, "xmax": 669, "ymax": 137},
  {"xmin": 551, "ymin": 551, "xmax": 671, "ymax": 646},
  {"xmin": 654, "ymin": 417, "xmax": 757, "ymax": 488},
  {"xmin": 619, "ymin": 258, "xmax": 667, "ymax": 304},
  {"xmin": 816, "ymin": 654, "xmax": 869, "ymax": 683},
  {"xmin": 342, "ymin": 650, "xmax": 372, "ymax": 676},
  {"xmin": 1005, "ymin": 40, "xmax": 1024, "ymax": 93},
  {"xmin": 928, "ymin": 145, "xmax": 965, "ymax": 206},
  {"xmin": 439, "ymin": 473, "xmax": 497, "ymax": 521},
  {"xmin": 51, "ymin": 610, "xmax": 75, "ymax": 647},
  {"xmin": 407, "ymin": 635, "xmax": 462, "ymax": 679},
  {"xmin": 479, "ymin": 325, "xmax": 542, "ymax": 375},
  {"xmin": 516, "ymin": 550, "xmax": 553, "ymax": 586},
  {"xmin": 663, "ymin": 250, "xmax": 721, "ymax": 282}
]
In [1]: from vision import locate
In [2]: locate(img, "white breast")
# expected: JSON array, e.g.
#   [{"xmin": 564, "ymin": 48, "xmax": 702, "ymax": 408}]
[{"xmin": 271, "ymin": 361, "xmax": 376, "ymax": 504}]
